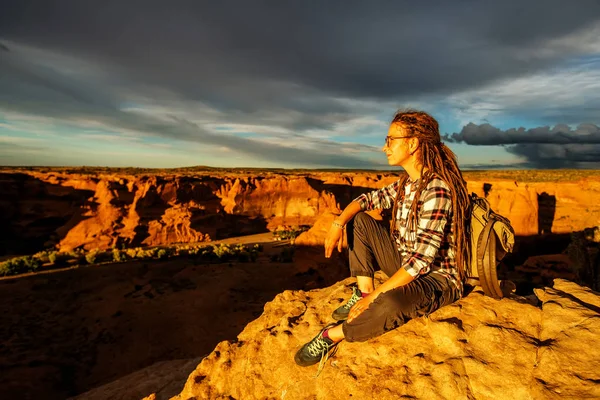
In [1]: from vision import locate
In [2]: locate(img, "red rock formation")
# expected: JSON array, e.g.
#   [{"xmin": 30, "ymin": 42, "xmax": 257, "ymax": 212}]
[
  {"xmin": 467, "ymin": 179, "xmax": 600, "ymax": 236},
  {"xmin": 468, "ymin": 180, "xmax": 539, "ymax": 235},
  {"xmin": 1, "ymin": 169, "xmax": 599, "ymax": 255}
]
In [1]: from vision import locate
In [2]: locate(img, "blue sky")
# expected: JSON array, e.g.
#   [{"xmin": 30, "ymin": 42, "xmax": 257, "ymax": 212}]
[{"xmin": 1, "ymin": 1, "xmax": 600, "ymax": 169}]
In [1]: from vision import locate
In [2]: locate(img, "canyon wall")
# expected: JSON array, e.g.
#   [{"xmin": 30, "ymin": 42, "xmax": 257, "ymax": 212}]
[{"xmin": 1, "ymin": 169, "xmax": 599, "ymax": 256}]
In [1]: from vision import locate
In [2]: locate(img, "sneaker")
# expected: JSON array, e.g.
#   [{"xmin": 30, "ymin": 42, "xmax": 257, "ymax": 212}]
[
  {"xmin": 294, "ymin": 323, "xmax": 339, "ymax": 367},
  {"xmin": 331, "ymin": 286, "xmax": 362, "ymax": 321}
]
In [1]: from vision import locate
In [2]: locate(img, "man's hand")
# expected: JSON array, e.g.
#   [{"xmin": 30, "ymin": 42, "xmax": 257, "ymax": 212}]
[
  {"xmin": 347, "ymin": 295, "xmax": 376, "ymax": 323},
  {"xmin": 323, "ymin": 202, "xmax": 362, "ymax": 258},
  {"xmin": 324, "ymin": 225, "xmax": 344, "ymax": 258}
]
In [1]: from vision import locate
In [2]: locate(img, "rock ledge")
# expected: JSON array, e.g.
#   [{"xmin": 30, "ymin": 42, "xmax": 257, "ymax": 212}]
[{"xmin": 171, "ymin": 277, "xmax": 600, "ymax": 400}]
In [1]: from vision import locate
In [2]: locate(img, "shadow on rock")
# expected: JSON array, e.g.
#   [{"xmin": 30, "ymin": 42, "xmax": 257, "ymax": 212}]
[{"xmin": 0, "ymin": 245, "xmax": 347, "ymax": 400}]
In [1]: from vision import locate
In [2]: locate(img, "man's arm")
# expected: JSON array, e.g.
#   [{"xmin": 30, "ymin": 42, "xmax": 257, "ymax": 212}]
[
  {"xmin": 368, "ymin": 268, "xmax": 415, "ymax": 297},
  {"xmin": 353, "ymin": 180, "xmax": 401, "ymax": 212},
  {"xmin": 325, "ymin": 179, "xmax": 401, "ymax": 258},
  {"xmin": 333, "ymin": 200, "xmax": 362, "ymax": 226}
]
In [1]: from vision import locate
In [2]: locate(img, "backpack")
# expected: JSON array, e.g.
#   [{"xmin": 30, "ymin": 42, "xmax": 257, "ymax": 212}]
[
  {"xmin": 390, "ymin": 176, "xmax": 516, "ymax": 299},
  {"xmin": 466, "ymin": 193, "xmax": 516, "ymax": 299}
]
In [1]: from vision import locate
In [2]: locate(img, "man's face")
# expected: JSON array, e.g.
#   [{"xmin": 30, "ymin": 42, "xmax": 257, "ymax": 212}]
[{"xmin": 383, "ymin": 123, "xmax": 412, "ymax": 166}]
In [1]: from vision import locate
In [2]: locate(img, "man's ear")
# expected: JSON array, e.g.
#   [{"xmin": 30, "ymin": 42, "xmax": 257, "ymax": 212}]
[{"xmin": 409, "ymin": 137, "xmax": 420, "ymax": 155}]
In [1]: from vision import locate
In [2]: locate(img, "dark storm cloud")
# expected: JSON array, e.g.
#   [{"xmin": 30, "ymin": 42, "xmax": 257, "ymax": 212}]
[
  {"xmin": 1, "ymin": 1, "xmax": 600, "ymax": 168},
  {"xmin": 444, "ymin": 123, "xmax": 600, "ymax": 168},
  {"xmin": 2, "ymin": 1, "xmax": 600, "ymax": 116},
  {"xmin": 444, "ymin": 123, "xmax": 600, "ymax": 145},
  {"xmin": 506, "ymin": 143, "xmax": 600, "ymax": 169},
  {"xmin": 459, "ymin": 162, "xmax": 531, "ymax": 170}
]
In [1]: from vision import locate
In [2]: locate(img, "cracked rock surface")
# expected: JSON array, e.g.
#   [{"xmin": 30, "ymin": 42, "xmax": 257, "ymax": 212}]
[{"xmin": 172, "ymin": 277, "xmax": 600, "ymax": 400}]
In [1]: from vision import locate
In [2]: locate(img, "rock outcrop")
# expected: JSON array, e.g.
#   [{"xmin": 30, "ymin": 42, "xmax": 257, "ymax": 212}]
[
  {"xmin": 0, "ymin": 171, "xmax": 342, "ymax": 255},
  {"xmin": 172, "ymin": 277, "xmax": 600, "ymax": 400}
]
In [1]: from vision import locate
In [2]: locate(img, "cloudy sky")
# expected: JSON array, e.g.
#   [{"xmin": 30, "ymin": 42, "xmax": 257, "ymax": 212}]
[{"xmin": 1, "ymin": 1, "xmax": 600, "ymax": 169}]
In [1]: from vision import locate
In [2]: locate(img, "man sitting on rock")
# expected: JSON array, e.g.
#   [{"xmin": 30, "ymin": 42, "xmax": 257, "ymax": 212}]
[{"xmin": 295, "ymin": 110, "xmax": 470, "ymax": 367}]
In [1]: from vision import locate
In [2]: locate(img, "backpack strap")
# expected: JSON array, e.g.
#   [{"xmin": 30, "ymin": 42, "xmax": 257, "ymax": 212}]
[{"xmin": 476, "ymin": 219, "xmax": 503, "ymax": 299}]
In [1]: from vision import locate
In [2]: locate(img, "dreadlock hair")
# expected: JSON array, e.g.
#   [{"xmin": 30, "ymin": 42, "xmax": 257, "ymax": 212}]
[{"xmin": 389, "ymin": 109, "xmax": 470, "ymax": 282}]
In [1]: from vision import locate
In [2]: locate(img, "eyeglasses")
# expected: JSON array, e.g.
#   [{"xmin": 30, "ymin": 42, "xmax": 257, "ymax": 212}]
[{"xmin": 384, "ymin": 135, "xmax": 411, "ymax": 147}]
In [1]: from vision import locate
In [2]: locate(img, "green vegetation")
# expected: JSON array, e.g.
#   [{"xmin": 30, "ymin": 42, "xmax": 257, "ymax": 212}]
[
  {"xmin": 85, "ymin": 250, "xmax": 99, "ymax": 264},
  {"xmin": 0, "ymin": 242, "xmax": 266, "ymax": 278},
  {"xmin": 0, "ymin": 256, "xmax": 42, "ymax": 276},
  {"xmin": 212, "ymin": 243, "xmax": 261, "ymax": 262},
  {"xmin": 273, "ymin": 225, "xmax": 310, "ymax": 241}
]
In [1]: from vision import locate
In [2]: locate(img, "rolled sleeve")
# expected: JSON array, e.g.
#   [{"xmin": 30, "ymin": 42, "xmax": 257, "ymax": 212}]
[{"xmin": 402, "ymin": 184, "xmax": 452, "ymax": 277}]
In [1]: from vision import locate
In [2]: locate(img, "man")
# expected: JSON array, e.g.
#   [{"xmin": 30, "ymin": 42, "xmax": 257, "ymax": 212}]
[{"xmin": 295, "ymin": 110, "xmax": 470, "ymax": 367}]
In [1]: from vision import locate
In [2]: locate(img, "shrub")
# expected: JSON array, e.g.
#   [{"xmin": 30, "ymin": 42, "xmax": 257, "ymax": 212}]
[
  {"xmin": 213, "ymin": 244, "xmax": 233, "ymax": 261},
  {"xmin": 146, "ymin": 248, "xmax": 159, "ymax": 259},
  {"xmin": 131, "ymin": 248, "xmax": 154, "ymax": 260},
  {"xmin": 47, "ymin": 252, "xmax": 71, "ymax": 266},
  {"xmin": 273, "ymin": 226, "xmax": 309, "ymax": 241},
  {"xmin": 34, "ymin": 250, "xmax": 51, "ymax": 264},
  {"xmin": 68, "ymin": 249, "xmax": 85, "ymax": 263},
  {"xmin": 112, "ymin": 248, "xmax": 126, "ymax": 262},
  {"xmin": 234, "ymin": 244, "xmax": 246, "ymax": 252},
  {"xmin": 126, "ymin": 248, "xmax": 138, "ymax": 259},
  {"xmin": 0, "ymin": 238, "xmax": 266, "ymax": 277},
  {"xmin": 85, "ymin": 250, "xmax": 99, "ymax": 265},
  {"xmin": 188, "ymin": 246, "xmax": 202, "ymax": 256},
  {"xmin": 0, "ymin": 256, "xmax": 41, "ymax": 276},
  {"xmin": 174, "ymin": 246, "xmax": 189, "ymax": 257}
]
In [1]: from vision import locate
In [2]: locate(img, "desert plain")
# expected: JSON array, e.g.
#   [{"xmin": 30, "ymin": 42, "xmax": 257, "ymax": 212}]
[{"xmin": 0, "ymin": 167, "xmax": 599, "ymax": 400}]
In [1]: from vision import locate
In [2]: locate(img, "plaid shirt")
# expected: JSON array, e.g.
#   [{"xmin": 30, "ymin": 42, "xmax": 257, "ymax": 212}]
[{"xmin": 353, "ymin": 176, "xmax": 462, "ymax": 293}]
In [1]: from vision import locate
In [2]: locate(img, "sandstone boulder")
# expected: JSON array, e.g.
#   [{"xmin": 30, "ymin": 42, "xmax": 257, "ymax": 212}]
[{"xmin": 172, "ymin": 278, "xmax": 600, "ymax": 400}]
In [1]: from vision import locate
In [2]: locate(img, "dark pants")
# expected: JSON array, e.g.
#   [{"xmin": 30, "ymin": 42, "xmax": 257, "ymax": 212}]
[{"xmin": 342, "ymin": 212, "xmax": 460, "ymax": 342}]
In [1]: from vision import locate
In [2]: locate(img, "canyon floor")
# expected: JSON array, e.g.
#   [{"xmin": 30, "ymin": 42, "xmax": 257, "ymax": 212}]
[{"xmin": 0, "ymin": 238, "xmax": 348, "ymax": 400}]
